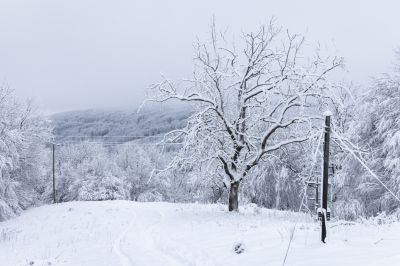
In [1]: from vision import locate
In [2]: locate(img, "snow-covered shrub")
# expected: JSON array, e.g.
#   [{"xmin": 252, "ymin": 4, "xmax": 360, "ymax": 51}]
[
  {"xmin": 239, "ymin": 145, "xmax": 308, "ymax": 212},
  {"xmin": 115, "ymin": 144, "xmax": 159, "ymax": 201},
  {"xmin": 332, "ymin": 199, "xmax": 364, "ymax": 220},
  {"xmin": 78, "ymin": 174, "xmax": 127, "ymax": 201},
  {"xmin": 51, "ymin": 141, "xmax": 181, "ymax": 203},
  {"xmin": 137, "ymin": 190, "xmax": 163, "ymax": 202},
  {"xmin": 0, "ymin": 179, "xmax": 20, "ymax": 221},
  {"xmin": 358, "ymin": 211, "xmax": 400, "ymax": 225},
  {"xmin": 54, "ymin": 143, "xmax": 129, "ymax": 201}
]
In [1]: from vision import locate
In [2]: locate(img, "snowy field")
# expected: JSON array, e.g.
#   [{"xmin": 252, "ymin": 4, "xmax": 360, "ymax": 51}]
[{"xmin": 1, "ymin": 201, "xmax": 399, "ymax": 266}]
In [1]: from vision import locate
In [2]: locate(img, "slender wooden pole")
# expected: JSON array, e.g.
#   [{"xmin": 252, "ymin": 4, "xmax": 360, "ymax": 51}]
[
  {"xmin": 52, "ymin": 143, "xmax": 56, "ymax": 204},
  {"xmin": 321, "ymin": 111, "xmax": 331, "ymax": 243},
  {"xmin": 315, "ymin": 174, "xmax": 319, "ymax": 212}
]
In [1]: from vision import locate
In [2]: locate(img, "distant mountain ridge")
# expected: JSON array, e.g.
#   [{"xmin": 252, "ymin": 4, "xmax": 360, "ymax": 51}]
[{"xmin": 50, "ymin": 106, "xmax": 191, "ymax": 143}]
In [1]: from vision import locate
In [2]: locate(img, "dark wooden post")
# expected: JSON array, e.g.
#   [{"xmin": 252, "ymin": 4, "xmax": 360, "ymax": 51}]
[
  {"xmin": 321, "ymin": 111, "xmax": 331, "ymax": 243},
  {"xmin": 52, "ymin": 143, "xmax": 56, "ymax": 204}
]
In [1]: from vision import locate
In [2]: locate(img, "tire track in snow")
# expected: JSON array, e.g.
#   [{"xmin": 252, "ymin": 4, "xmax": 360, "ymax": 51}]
[
  {"xmin": 136, "ymin": 208, "xmax": 185, "ymax": 266},
  {"xmin": 113, "ymin": 211, "xmax": 137, "ymax": 266},
  {"xmin": 113, "ymin": 206, "xmax": 184, "ymax": 266},
  {"xmin": 151, "ymin": 209, "xmax": 216, "ymax": 266}
]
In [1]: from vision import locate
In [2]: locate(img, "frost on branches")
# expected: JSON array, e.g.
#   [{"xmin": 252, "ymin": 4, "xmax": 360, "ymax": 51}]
[
  {"xmin": 353, "ymin": 55, "xmax": 400, "ymax": 216},
  {"xmin": 0, "ymin": 87, "xmax": 51, "ymax": 221},
  {"xmin": 52, "ymin": 142, "xmax": 174, "ymax": 203},
  {"xmin": 145, "ymin": 20, "xmax": 344, "ymax": 211}
]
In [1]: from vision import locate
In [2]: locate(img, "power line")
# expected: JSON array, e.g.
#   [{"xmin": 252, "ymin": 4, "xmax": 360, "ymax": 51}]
[
  {"xmin": 282, "ymin": 129, "xmax": 324, "ymax": 266},
  {"xmin": 332, "ymin": 129, "xmax": 400, "ymax": 203},
  {"xmin": 61, "ymin": 135, "xmax": 165, "ymax": 138},
  {"xmin": 55, "ymin": 142, "xmax": 184, "ymax": 146}
]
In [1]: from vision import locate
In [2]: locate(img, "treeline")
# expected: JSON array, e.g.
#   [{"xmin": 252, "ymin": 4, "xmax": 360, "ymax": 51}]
[
  {"xmin": 51, "ymin": 140, "xmax": 306, "ymax": 211},
  {"xmin": 51, "ymin": 106, "xmax": 190, "ymax": 142}
]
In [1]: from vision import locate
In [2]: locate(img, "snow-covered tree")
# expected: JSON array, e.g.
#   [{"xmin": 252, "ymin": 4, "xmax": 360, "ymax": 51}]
[
  {"xmin": 54, "ymin": 143, "xmax": 129, "ymax": 202},
  {"xmin": 145, "ymin": 20, "xmax": 344, "ymax": 211},
  {"xmin": 115, "ymin": 144, "xmax": 172, "ymax": 202},
  {"xmin": 52, "ymin": 141, "xmax": 178, "ymax": 203},
  {"xmin": 351, "ymin": 54, "xmax": 400, "ymax": 215},
  {"xmin": 0, "ymin": 87, "xmax": 51, "ymax": 220}
]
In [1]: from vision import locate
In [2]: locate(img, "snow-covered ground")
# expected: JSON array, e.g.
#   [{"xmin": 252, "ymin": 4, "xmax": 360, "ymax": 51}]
[{"xmin": 0, "ymin": 201, "xmax": 399, "ymax": 266}]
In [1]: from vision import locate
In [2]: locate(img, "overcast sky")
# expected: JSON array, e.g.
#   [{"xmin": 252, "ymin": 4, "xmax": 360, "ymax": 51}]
[{"xmin": 0, "ymin": 0, "xmax": 399, "ymax": 113}]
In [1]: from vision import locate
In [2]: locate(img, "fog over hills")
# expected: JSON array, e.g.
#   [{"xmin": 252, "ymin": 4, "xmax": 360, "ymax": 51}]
[{"xmin": 50, "ymin": 105, "xmax": 191, "ymax": 143}]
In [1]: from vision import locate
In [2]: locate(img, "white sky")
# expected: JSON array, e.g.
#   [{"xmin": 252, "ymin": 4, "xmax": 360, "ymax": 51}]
[{"xmin": 0, "ymin": 0, "xmax": 399, "ymax": 113}]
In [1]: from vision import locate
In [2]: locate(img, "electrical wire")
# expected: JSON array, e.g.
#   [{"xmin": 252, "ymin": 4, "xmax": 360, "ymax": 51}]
[
  {"xmin": 282, "ymin": 129, "xmax": 324, "ymax": 266},
  {"xmin": 332, "ymin": 129, "xmax": 400, "ymax": 203}
]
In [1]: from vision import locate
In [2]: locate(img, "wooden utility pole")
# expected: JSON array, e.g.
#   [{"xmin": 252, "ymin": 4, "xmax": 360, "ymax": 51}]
[
  {"xmin": 52, "ymin": 143, "xmax": 56, "ymax": 204},
  {"xmin": 321, "ymin": 111, "xmax": 331, "ymax": 243}
]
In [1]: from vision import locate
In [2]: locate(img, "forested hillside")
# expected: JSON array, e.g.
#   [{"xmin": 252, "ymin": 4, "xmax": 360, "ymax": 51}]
[{"xmin": 51, "ymin": 106, "xmax": 190, "ymax": 143}]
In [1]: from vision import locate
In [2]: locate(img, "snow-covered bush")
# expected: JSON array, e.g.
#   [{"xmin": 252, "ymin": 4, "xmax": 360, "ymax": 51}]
[
  {"xmin": 52, "ymin": 141, "xmax": 178, "ymax": 203},
  {"xmin": 54, "ymin": 143, "xmax": 128, "ymax": 201},
  {"xmin": 137, "ymin": 191, "xmax": 163, "ymax": 202},
  {"xmin": 78, "ymin": 174, "xmax": 127, "ymax": 201},
  {"xmin": 115, "ymin": 144, "xmax": 161, "ymax": 201},
  {"xmin": 332, "ymin": 199, "xmax": 364, "ymax": 221}
]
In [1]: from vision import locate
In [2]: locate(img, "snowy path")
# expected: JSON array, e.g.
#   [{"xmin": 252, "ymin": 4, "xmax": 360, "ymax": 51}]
[
  {"xmin": 115, "ymin": 208, "xmax": 184, "ymax": 266},
  {"xmin": 112, "ymin": 212, "xmax": 137, "ymax": 266},
  {"xmin": 1, "ymin": 201, "xmax": 400, "ymax": 266}
]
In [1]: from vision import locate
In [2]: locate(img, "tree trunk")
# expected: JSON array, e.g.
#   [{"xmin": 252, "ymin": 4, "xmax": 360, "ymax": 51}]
[{"xmin": 229, "ymin": 181, "xmax": 240, "ymax": 212}]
